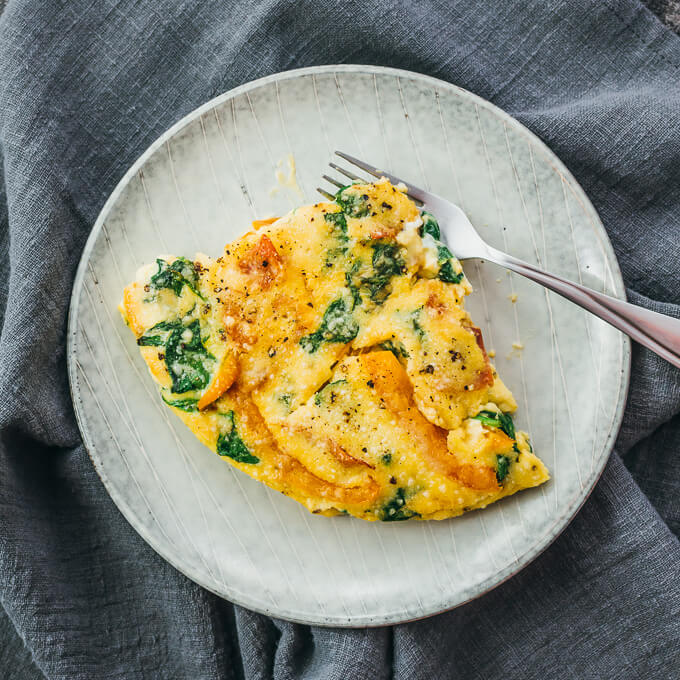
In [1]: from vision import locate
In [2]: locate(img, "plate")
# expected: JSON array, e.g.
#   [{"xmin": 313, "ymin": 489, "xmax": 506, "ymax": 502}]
[{"xmin": 68, "ymin": 65, "xmax": 629, "ymax": 626}]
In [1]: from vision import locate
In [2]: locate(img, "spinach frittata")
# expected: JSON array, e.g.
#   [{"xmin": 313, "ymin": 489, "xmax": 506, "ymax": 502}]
[{"xmin": 120, "ymin": 179, "xmax": 549, "ymax": 521}]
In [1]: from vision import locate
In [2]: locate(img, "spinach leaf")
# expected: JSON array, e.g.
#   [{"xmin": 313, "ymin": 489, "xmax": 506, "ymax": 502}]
[
  {"xmin": 419, "ymin": 212, "xmax": 464, "ymax": 284},
  {"xmin": 324, "ymin": 246, "xmax": 349, "ymax": 269},
  {"xmin": 410, "ymin": 308, "xmax": 426, "ymax": 342},
  {"xmin": 324, "ymin": 211, "xmax": 348, "ymax": 239},
  {"xmin": 420, "ymin": 212, "xmax": 441, "ymax": 240},
  {"xmin": 436, "ymin": 243, "xmax": 464, "ymax": 284},
  {"xmin": 496, "ymin": 454, "xmax": 511, "ymax": 483},
  {"xmin": 361, "ymin": 242, "xmax": 405, "ymax": 303},
  {"xmin": 335, "ymin": 186, "xmax": 370, "ymax": 218},
  {"xmin": 379, "ymin": 488, "xmax": 419, "ymax": 521},
  {"xmin": 344, "ymin": 260, "xmax": 362, "ymax": 308},
  {"xmin": 150, "ymin": 257, "xmax": 203, "ymax": 298},
  {"xmin": 300, "ymin": 298, "xmax": 359, "ymax": 353},
  {"xmin": 164, "ymin": 319, "xmax": 212, "ymax": 393},
  {"xmin": 138, "ymin": 319, "xmax": 212, "ymax": 394},
  {"xmin": 161, "ymin": 394, "xmax": 199, "ymax": 412},
  {"xmin": 216, "ymin": 411, "xmax": 259, "ymax": 464},
  {"xmin": 137, "ymin": 320, "xmax": 177, "ymax": 347},
  {"xmin": 378, "ymin": 339, "xmax": 410, "ymax": 359},
  {"xmin": 471, "ymin": 410, "xmax": 516, "ymax": 440},
  {"xmin": 438, "ymin": 258, "xmax": 464, "ymax": 284},
  {"xmin": 313, "ymin": 379, "xmax": 347, "ymax": 406}
]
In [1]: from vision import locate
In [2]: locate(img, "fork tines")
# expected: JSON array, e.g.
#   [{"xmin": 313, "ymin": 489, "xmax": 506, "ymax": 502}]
[{"xmin": 317, "ymin": 151, "xmax": 424, "ymax": 205}]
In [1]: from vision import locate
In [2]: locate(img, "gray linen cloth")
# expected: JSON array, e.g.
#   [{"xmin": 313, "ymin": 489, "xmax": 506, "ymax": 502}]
[{"xmin": 1, "ymin": 1, "xmax": 679, "ymax": 678}]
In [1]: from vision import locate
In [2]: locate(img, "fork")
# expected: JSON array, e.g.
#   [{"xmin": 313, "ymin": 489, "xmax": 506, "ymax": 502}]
[{"xmin": 318, "ymin": 151, "xmax": 680, "ymax": 370}]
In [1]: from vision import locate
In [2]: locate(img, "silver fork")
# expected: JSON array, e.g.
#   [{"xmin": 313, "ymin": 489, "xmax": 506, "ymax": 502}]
[{"xmin": 318, "ymin": 151, "xmax": 680, "ymax": 370}]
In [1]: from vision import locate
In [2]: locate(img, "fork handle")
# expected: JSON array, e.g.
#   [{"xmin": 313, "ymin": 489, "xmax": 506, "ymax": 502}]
[{"xmin": 485, "ymin": 247, "xmax": 680, "ymax": 369}]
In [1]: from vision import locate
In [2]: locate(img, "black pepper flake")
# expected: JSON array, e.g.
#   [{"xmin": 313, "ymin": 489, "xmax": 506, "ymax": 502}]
[
  {"xmin": 449, "ymin": 350, "xmax": 461, "ymax": 362},
  {"xmin": 267, "ymin": 347, "xmax": 277, "ymax": 358},
  {"xmin": 362, "ymin": 447, "xmax": 367, "ymax": 453},
  {"xmin": 362, "ymin": 193, "xmax": 369, "ymax": 200},
  {"xmin": 157, "ymin": 352, "xmax": 165, "ymax": 360},
  {"xmin": 461, "ymin": 365, "xmax": 467, "ymax": 370},
  {"xmin": 389, "ymin": 476, "xmax": 397, "ymax": 485},
  {"xmin": 464, "ymin": 385, "xmax": 469, "ymax": 391},
  {"xmin": 261, "ymin": 260, "xmax": 269, "ymax": 268},
  {"xmin": 381, "ymin": 202, "xmax": 392, "ymax": 210},
  {"xmin": 371, "ymin": 211, "xmax": 377, "ymax": 217},
  {"xmin": 307, "ymin": 302, "xmax": 313, "ymax": 308},
  {"xmin": 420, "ymin": 364, "xmax": 435, "ymax": 374},
  {"xmin": 366, "ymin": 380, "xmax": 375, "ymax": 388},
  {"xmin": 143, "ymin": 284, "xmax": 150, "ymax": 292}
]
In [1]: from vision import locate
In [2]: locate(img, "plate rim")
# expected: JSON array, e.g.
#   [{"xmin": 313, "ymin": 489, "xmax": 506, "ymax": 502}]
[{"xmin": 67, "ymin": 64, "xmax": 631, "ymax": 627}]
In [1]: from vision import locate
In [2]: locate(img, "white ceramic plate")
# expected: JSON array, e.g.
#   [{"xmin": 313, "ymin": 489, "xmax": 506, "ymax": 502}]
[{"xmin": 68, "ymin": 65, "xmax": 629, "ymax": 626}]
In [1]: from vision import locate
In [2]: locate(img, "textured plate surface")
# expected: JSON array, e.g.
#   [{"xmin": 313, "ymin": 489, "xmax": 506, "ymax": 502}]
[{"xmin": 68, "ymin": 65, "xmax": 629, "ymax": 626}]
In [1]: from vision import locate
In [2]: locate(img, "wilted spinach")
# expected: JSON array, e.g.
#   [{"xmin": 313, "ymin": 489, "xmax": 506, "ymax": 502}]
[
  {"xmin": 161, "ymin": 394, "xmax": 199, "ymax": 412},
  {"xmin": 216, "ymin": 411, "xmax": 259, "ymax": 464},
  {"xmin": 150, "ymin": 257, "xmax": 203, "ymax": 298},
  {"xmin": 138, "ymin": 319, "xmax": 212, "ymax": 394},
  {"xmin": 300, "ymin": 298, "xmax": 359, "ymax": 353},
  {"xmin": 335, "ymin": 185, "xmax": 370, "ymax": 218},
  {"xmin": 496, "ymin": 454, "xmax": 511, "ymax": 483},
  {"xmin": 313, "ymin": 379, "xmax": 347, "ymax": 406},
  {"xmin": 471, "ymin": 410, "xmax": 516, "ymax": 440},
  {"xmin": 378, "ymin": 339, "xmax": 410, "ymax": 359},
  {"xmin": 410, "ymin": 308, "xmax": 426, "ymax": 342},
  {"xmin": 418, "ymin": 212, "xmax": 464, "ymax": 284},
  {"xmin": 324, "ymin": 211, "xmax": 348, "ymax": 239},
  {"xmin": 379, "ymin": 487, "xmax": 419, "ymax": 521}
]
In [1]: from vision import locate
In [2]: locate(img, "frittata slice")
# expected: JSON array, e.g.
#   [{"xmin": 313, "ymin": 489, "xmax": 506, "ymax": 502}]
[{"xmin": 120, "ymin": 178, "xmax": 549, "ymax": 521}]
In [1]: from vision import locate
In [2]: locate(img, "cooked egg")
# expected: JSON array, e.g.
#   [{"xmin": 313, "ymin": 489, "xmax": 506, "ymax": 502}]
[{"xmin": 120, "ymin": 179, "xmax": 549, "ymax": 521}]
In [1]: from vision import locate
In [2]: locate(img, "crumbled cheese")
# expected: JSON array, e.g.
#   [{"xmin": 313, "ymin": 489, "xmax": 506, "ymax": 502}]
[
  {"xmin": 466, "ymin": 418, "xmax": 484, "ymax": 440},
  {"xmin": 395, "ymin": 217, "xmax": 440, "ymax": 278},
  {"xmin": 509, "ymin": 293, "xmax": 518, "ymax": 303},
  {"xmin": 512, "ymin": 341, "xmax": 524, "ymax": 350},
  {"xmin": 488, "ymin": 349, "xmax": 496, "ymax": 358},
  {"xmin": 420, "ymin": 233, "xmax": 441, "ymax": 277},
  {"xmin": 396, "ymin": 221, "xmax": 424, "ymax": 269}
]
